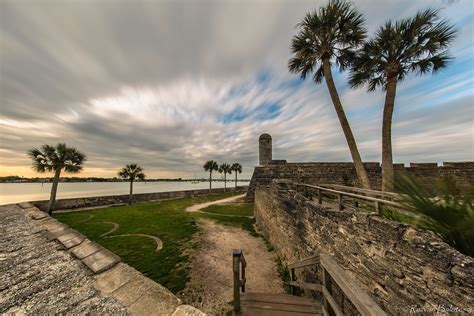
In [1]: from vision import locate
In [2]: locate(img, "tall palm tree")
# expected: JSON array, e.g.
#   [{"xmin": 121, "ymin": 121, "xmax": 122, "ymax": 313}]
[
  {"xmin": 203, "ymin": 160, "xmax": 219, "ymax": 193},
  {"xmin": 118, "ymin": 164, "xmax": 145, "ymax": 205},
  {"xmin": 231, "ymin": 163, "xmax": 242, "ymax": 190},
  {"xmin": 288, "ymin": 0, "xmax": 371, "ymax": 189},
  {"xmin": 349, "ymin": 9, "xmax": 456, "ymax": 191},
  {"xmin": 28, "ymin": 143, "xmax": 86, "ymax": 215},
  {"xmin": 218, "ymin": 163, "xmax": 232, "ymax": 193}
]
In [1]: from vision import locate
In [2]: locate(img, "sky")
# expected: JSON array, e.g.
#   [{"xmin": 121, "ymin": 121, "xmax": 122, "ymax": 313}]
[{"xmin": 0, "ymin": 0, "xmax": 473, "ymax": 179}]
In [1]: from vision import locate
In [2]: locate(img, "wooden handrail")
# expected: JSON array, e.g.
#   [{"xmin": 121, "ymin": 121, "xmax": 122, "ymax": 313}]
[
  {"xmin": 320, "ymin": 184, "xmax": 401, "ymax": 199},
  {"xmin": 288, "ymin": 254, "xmax": 319, "ymax": 269},
  {"xmin": 233, "ymin": 249, "xmax": 246, "ymax": 313},
  {"xmin": 295, "ymin": 183, "xmax": 408, "ymax": 214},
  {"xmin": 288, "ymin": 254, "xmax": 386, "ymax": 315},
  {"xmin": 320, "ymin": 254, "xmax": 386, "ymax": 315}
]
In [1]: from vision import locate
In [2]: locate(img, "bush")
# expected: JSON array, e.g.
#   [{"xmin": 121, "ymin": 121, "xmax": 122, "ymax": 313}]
[{"xmin": 390, "ymin": 175, "xmax": 474, "ymax": 257}]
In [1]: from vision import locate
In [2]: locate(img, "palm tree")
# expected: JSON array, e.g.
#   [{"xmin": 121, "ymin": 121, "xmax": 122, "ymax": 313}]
[
  {"xmin": 231, "ymin": 163, "xmax": 242, "ymax": 190},
  {"xmin": 28, "ymin": 143, "xmax": 86, "ymax": 215},
  {"xmin": 349, "ymin": 9, "xmax": 456, "ymax": 191},
  {"xmin": 288, "ymin": 0, "xmax": 371, "ymax": 189},
  {"xmin": 118, "ymin": 164, "xmax": 145, "ymax": 205},
  {"xmin": 218, "ymin": 163, "xmax": 232, "ymax": 192},
  {"xmin": 203, "ymin": 160, "xmax": 219, "ymax": 193}
]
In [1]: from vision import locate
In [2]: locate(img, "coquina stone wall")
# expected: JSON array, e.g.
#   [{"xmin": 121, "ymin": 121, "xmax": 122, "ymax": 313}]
[
  {"xmin": 32, "ymin": 186, "xmax": 248, "ymax": 211},
  {"xmin": 245, "ymin": 161, "xmax": 474, "ymax": 202},
  {"xmin": 254, "ymin": 180, "xmax": 474, "ymax": 314}
]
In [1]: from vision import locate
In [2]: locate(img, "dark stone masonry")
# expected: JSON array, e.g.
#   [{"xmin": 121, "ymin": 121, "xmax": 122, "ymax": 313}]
[
  {"xmin": 254, "ymin": 180, "xmax": 474, "ymax": 314},
  {"xmin": 245, "ymin": 134, "xmax": 474, "ymax": 201}
]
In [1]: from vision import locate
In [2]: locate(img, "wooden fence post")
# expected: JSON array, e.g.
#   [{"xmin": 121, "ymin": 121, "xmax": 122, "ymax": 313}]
[
  {"xmin": 338, "ymin": 193, "xmax": 343, "ymax": 210},
  {"xmin": 318, "ymin": 188, "xmax": 322, "ymax": 204},
  {"xmin": 233, "ymin": 250, "xmax": 241, "ymax": 313},
  {"xmin": 290, "ymin": 267, "xmax": 296, "ymax": 295}
]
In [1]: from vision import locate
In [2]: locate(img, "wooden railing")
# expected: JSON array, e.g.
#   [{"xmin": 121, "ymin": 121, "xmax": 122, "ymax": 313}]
[
  {"xmin": 295, "ymin": 183, "xmax": 406, "ymax": 213},
  {"xmin": 288, "ymin": 254, "xmax": 386, "ymax": 316},
  {"xmin": 233, "ymin": 249, "xmax": 247, "ymax": 313},
  {"xmin": 320, "ymin": 184, "xmax": 401, "ymax": 200}
]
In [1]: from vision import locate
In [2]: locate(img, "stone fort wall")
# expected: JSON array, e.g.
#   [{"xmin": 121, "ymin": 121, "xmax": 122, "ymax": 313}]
[
  {"xmin": 245, "ymin": 161, "xmax": 474, "ymax": 202},
  {"xmin": 246, "ymin": 133, "xmax": 474, "ymax": 202},
  {"xmin": 255, "ymin": 180, "xmax": 474, "ymax": 314}
]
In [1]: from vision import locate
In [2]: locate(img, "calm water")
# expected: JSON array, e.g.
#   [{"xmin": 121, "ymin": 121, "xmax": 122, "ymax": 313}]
[{"xmin": 0, "ymin": 181, "xmax": 249, "ymax": 205}]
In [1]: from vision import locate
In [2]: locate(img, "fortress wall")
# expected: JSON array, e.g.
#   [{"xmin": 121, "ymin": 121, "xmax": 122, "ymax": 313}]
[
  {"xmin": 32, "ymin": 186, "xmax": 248, "ymax": 211},
  {"xmin": 245, "ymin": 161, "xmax": 474, "ymax": 201},
  {"xmin": 254, "ymin": 180, "xmax": 474, "ymax": 314}
]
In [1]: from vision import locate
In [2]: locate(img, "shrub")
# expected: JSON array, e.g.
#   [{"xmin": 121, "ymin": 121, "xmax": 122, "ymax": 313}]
[{"xmin": 390, "ymin": 175, "xmax": 474, "ymax": 257}]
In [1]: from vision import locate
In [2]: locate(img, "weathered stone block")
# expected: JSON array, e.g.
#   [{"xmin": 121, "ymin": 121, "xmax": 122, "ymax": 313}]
[
  {"xmin": 57, "ymin": 231, "xmax": 86, "ymax": 249},
  {"xmin": 71, "ymin": 240, "xmax": 102, "ymax": 259},
  {"xmin": 82, "ymin": 249, "xmax": 121, "ymax": 274},
  {"xmin": 94, "ymin": 262, "xmax": 141, "ymax": 293},
  {"xmin": 172, "ymin": 305, "xmax": 206, "ymax": 316}
]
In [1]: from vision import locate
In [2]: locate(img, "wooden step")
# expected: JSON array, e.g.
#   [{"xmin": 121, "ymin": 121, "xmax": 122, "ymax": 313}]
[{"xmin": 240, "ymin": 292, "xmax": 322, "ymax": 315}]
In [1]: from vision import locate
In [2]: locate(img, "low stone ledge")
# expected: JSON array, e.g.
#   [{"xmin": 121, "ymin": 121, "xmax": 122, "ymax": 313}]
[
  {"xmin": 82, "ymin": 249, "xmax": 121, "ymax": 274},
  {"xmin": 18, "ymin": 202, "xmax": 34, "ymax": 208},
  {"xmin": 71, "ymin": 240, "xmax": 103, "ymax": 260},
  {"xmin": 172, "ymin": 305, "xmax": 206, "ymax": 316},
  {"xmin": 94, "ymin": 263, "xmax": 142, "ymax": 293},
  {"xmin": 127, "ymin": 280, "xmax": 182, "ymax": 315},
  {"xmin": 57, "ymin": 230, "xmax": 87, "ymax": 249}
]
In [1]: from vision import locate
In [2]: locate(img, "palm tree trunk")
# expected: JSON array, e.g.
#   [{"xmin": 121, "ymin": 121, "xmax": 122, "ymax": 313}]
[
  {"xmin": 48, "ymin": 168, "xmax": 61, "ymax": 215},
  {"xmin": 209, "ymin": 171, "xmax": 212, "ymax": 194},
  {"xmin": 381, "ymin": 76, "xmax": 397, "ymax": 192},
  {"xmin": 224, "ymin": 174, "xmax": 226, "ymax": 193},
  {"xmin": 235, "ymin": 173, "xmax": 238, "ymax": 191},
  {"xmin": 322, "ymin": 59, "xmax": 371, "ymax": 189},
  {"xmin": 129, "ymin": 180, "xmax": 133, "ymax": 205}
]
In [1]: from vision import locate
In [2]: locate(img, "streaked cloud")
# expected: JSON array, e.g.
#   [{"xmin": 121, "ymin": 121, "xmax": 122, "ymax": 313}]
[{"xmin": 0, "ymin": 0, "xmax": 472, "ymax": 178}]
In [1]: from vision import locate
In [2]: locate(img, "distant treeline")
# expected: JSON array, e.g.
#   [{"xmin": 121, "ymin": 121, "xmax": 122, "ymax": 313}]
[{"xmin": 0, "ymin": 176, "xmax": 249, "ymax": 183}]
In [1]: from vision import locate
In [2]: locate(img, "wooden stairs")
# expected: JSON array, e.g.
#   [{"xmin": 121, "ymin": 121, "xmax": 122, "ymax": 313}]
[{"xmin": 232, "ymin": 250, "xmax": 386, "ymax": 316}]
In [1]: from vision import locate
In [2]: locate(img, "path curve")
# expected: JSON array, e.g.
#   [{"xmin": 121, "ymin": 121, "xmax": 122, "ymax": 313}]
[
  {"xmin": 185, "ymin": 194, "xmax": 245, "ymax": 213},
  {"xmin": 78, "ymin": 214, "xmax": 94, "ymax": 223},
  {"xmin": 107, "ymin": 234, "xmax": 163, "ymax": 251},
  {"xmin": 99, "ymin": 222, "xmax": 119, "ymax": 237},
  {"xmin": 77, "ymin": 215, "xmax": 163, "ymax": 252}
]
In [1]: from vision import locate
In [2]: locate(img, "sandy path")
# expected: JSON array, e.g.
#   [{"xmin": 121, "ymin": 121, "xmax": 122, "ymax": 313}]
[
  {"xmin": 180, "ymin": 219, "xmax": 284, "ymax": 314},
  {"xmin": 185, "ymin": 194, "xmax": 245, "ymax": 212}
]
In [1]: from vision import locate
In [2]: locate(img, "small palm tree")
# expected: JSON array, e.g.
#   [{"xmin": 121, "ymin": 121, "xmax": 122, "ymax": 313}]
[
  {"xmin": 388, "ymin": 175, "xmax": 473, "ymax": 257},
  {"xmin": 218, "ymin": 163, "xmax": 232, "ymax": 192},
  {"xmin": 231, "ymin": 163, "xmax": 242, "ymax": 190},
  {"xmin": 288, "ymin": 0, "xmax": 371, "ymax": 189},
  {"xmin": 203, "ymin": 160, "xmax": 219, "ymax": 193},
  {"xmin": 28, "ymin": 143, "xmax": 86, "ymax": 215},
  {"xmin": 118, "ymin": 164, "xmax": 145, "ymax": 205},
  {"xmin": 349, "ymin": 9, "xmax": 456, "ymax": 191}
]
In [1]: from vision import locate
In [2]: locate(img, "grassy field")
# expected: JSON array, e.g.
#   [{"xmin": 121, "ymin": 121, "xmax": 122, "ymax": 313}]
[
  {"xmin": 192, "ymin": 202, "xmax": 258, "ymax": 236},
  {"xmin": 54, "ymin": 192, "xmax": 240, "ymax": 293},
  {"xmin": 200, "ymin": 203, "xmax": 254, "ymax": 216}
]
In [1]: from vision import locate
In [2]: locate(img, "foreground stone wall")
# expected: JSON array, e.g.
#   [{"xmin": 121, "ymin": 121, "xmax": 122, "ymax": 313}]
[
  {"xmin": 32, "ymin": 186, "xmax": 248, "ymax": 211},
  {"xmin": 254, "ymin": 180, "xmax": 474, "ymax": 314},
  {"xmin": 246, "ymin": 161, "xmax": 474, "ymax": 201}
]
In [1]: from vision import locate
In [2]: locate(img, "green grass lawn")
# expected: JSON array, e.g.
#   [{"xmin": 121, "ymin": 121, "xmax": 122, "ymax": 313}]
[
  {"xmin": 54, "ymin": 192, "xmax": 240, "ymax": 293},
  {"xmin": 192, "ymin": 202, "xmax": 259, "ymax": 237},
  {"xmin": 200, "ymin": 203, "xmax": 254, "ymax": 216}
]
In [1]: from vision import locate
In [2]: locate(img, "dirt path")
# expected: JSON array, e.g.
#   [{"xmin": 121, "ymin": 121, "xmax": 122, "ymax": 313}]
[
  {"xmin": 180, "ymin": 219, "xmax": 285, "ymax": 314},
  {"xmin": 185, "ymin": 194, "xmax": 245, "ymax": 212}
]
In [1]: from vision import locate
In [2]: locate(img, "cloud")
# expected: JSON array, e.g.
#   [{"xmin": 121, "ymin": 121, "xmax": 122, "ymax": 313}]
[{"xmin": 0, "ymin": 0, "xmax": 473, "ymax": 178}]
